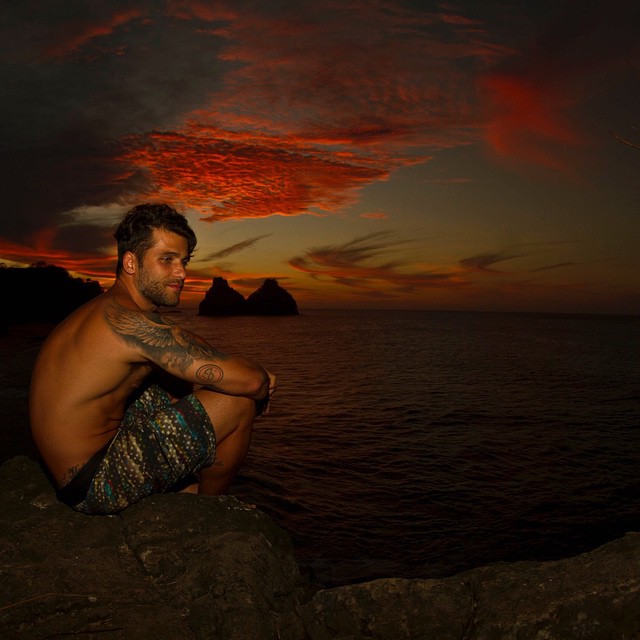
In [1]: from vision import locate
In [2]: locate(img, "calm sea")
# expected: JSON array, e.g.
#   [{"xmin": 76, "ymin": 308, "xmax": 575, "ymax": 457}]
[{"xmin": 177, "ymin": 308, "xmax": 640, "ymax": 587}]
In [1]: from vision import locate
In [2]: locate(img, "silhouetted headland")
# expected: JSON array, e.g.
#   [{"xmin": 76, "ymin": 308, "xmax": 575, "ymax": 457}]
[
  {"xmin": 0, "ymin": 263, "xmax": 102, "ymax": 329},
  {"xmin": 199, "ymin": 277, "xmax": 299, "ymax": 317}
]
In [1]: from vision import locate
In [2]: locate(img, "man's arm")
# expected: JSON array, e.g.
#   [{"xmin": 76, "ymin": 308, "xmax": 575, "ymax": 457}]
[{"xmin": 105, "ymin": 300, "xmax": 270, "ymax": 399}]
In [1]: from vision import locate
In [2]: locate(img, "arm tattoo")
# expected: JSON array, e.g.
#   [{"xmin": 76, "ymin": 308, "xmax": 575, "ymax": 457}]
[
  {"xmin": 196, "ymin": 364, "xmax": 224, "ymax": 384},
  {"xmin": 105, "ymin": 300, "xmax": 227, "ymax": 377}
]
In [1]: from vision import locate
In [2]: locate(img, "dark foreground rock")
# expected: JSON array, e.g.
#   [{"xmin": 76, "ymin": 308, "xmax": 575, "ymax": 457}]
[{"xmin": 2, "ymin": 456, "xmax": 640, "ymax": 640}]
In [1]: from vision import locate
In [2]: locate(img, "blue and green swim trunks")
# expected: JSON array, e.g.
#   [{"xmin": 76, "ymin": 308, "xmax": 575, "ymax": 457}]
[{"xmin": 56, "ymin": 384, "xmax": 216, "ymax": 515}]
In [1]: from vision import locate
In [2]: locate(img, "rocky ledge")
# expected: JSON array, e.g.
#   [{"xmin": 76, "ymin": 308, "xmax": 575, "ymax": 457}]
[{"xmin": 2, "ymin": 456, "xmax": 640, "ymax": 640}]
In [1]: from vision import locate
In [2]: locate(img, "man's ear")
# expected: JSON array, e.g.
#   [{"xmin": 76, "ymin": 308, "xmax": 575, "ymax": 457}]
[{"xmin": 123, "ymin": 251, "xmax": 137, "ymax": 275}]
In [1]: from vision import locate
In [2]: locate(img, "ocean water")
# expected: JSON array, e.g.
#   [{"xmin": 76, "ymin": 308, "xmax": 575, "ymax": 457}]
[{"xmin": 179, "ymin": 308, "xmax": 640, "ymax": 587}]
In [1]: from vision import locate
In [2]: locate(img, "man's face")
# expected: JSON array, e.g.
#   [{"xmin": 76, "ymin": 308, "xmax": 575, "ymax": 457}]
[{"xmin": 136, "ymin": 228, "xmax": 189, "ymax": 307}]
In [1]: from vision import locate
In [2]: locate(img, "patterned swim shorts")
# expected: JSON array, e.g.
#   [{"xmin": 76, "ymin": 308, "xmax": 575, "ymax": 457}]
[{"xmin": 73, "ymin": 384, "xmax": 216, "ymax": 515}]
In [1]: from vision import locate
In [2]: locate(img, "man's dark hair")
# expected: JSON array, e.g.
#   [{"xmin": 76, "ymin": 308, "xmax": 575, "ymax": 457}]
[{"xmin": 114, "ymin": 203, "xmax": 197, "ymax": 275}]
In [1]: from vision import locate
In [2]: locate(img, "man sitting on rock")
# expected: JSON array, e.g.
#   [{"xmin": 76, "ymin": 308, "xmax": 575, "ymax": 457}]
[{"xmin": 29, "ymin": 203, "xmax": 276, "ymax": 514}]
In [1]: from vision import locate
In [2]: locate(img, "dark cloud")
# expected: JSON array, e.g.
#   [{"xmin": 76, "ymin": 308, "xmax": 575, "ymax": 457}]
[
  {"xmin": 0, "ymin": 1, "xmax": 230, "ymax": 248},
  {"xmin": 289, "ymin": 232, "xmax": 464, "ymax": 295},
  {"xmin": 2, "ymin": 135, "xmax": 147, "ymax": 246},
  {"xmin": 459, "ymin": 252, "xmax": 524, "ymax": 273},
  {"xmin": 232, "ymin": 276, "xmax": 295, "ymax": 289},
  {"xmin": 198, "ymin": 235, "xmax": 270, "ymax": 261},
  {"xmin": 530, "ymin": 262, "xmax": 577, "ymax": 273}
]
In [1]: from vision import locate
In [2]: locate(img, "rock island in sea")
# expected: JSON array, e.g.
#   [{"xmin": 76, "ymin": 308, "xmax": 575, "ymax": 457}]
[{"xmin": 198, "ymin": 277, "xmax": 299, "ymax": 317}]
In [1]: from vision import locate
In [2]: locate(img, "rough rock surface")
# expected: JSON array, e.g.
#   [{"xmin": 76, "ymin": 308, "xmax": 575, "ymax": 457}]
[
  {"xmin": 3, "ymin": 456, "xmax": 640, "ymax": 640},
  {"xmin": 0, "ymin": 457, "xmax": 305, "ymax": 640}
]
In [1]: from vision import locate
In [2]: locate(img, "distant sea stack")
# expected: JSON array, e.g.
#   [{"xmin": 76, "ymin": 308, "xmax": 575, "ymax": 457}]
[
  {"xmin": 198, "ymin": 277, "xmax": 299, "ymax": 317},
  {"xmin": 246, "ymin": 278, "xmax": 298, "ymax": 316},
  {"xmin": 198, "ymin": 277, "xmax": 247, "ymax": 316}
]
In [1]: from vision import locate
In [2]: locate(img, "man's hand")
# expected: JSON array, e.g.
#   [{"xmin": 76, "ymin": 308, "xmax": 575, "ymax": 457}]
[{"xmin": 255, "ymin": 370, "xmax": 277, "ymax": 417}]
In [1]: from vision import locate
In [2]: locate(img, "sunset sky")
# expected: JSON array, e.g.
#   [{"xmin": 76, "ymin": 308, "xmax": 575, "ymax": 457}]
[{"xmin": 1, "ymin": 0, "xmax": 639, "ymax": 314}]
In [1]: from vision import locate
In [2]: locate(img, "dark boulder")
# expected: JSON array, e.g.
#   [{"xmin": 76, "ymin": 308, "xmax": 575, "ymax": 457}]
[
  {"xmin": 0, "ymin": 456, "xmax": 305, "ymax": 640},
  {"xmin": 3, "ymin": 455, "xmax": 640, "ymax": 639}
]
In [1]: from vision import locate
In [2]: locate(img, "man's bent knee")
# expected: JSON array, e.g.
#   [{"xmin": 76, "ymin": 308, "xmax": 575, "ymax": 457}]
[{"xmin": 193, "ymin": 390, "xmax": 256, "ymax": 441}]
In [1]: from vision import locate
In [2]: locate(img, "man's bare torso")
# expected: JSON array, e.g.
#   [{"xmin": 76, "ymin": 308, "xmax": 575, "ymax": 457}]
[{"xmin": 29, "ymin": 288, "xmax": 152, "ymax": 487}]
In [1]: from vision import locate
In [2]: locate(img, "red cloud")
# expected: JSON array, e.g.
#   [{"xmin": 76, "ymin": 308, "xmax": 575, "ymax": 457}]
[
  {"xmin": 112, "ymin": 2, "xmax": 508, "ymax": 222},
  {"xmin": 120, "ymin": 125, "xmax": 392, "ymax": 221},
  {"xmin": 480, "ymin": 74, "xmax": 581, "ymax": 171},
  {"xmin": 479, "ymin": 0, "xmax": 639, "ymax": 171},
  {"xmin": 0, "ymin": 235, "xmax": 115, "ymax": 282},
  {"xmin": 199, "ymin": 2, "xmax": 496, "ymax": 146},
  {"xmin": 0, "ymin": 224, "xmax": 117, "ymax": 281},
  {"xmin": 43, "ymin": 9, "xmax": 143, "ymax": 59}
]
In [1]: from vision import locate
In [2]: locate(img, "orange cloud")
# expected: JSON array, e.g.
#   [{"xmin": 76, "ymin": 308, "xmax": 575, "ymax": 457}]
[
  {"xmin": 0, "ymin": 0, "xmax": 511, "ymax": 255},
  {"xmin": 166, "ymin": 1, "xmax": 238, "ymax": 22},
  {"xmin": 360, "ymin": 212, "xmax": 388, "ymax": 220}
]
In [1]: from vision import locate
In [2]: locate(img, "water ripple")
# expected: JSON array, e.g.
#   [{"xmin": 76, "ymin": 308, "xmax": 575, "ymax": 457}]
[{"xmin": 180, "ymin": 309, "xmax": 640, "ymax": 586}]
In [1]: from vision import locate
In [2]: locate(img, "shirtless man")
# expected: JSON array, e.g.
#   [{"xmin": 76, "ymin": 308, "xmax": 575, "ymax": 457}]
[{"xmin": 29, "ymin": 203, "xmax": 275, "ymax": 515}]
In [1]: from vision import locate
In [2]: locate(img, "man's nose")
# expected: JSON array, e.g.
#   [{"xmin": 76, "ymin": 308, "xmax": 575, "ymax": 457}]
[{"xmin": 174, "ymin": 263, "xmax": 186, "ymax": 278}]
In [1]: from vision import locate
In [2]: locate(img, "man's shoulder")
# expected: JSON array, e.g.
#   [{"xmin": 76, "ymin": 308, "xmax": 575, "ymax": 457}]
[{"xmin": 40, "ymin": 294, "xmax": 113, "ymax": 354}]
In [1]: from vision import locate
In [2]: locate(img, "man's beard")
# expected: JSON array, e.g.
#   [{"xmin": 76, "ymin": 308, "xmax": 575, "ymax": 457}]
[{"xmin": 137, "ymin": 268, "xmax": 182, "ymax": 307}]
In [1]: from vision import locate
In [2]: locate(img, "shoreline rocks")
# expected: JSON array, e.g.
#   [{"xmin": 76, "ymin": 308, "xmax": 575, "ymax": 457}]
[{"xmin": 2, "ymin": 455, "xmax": 640, "ymax": 639}]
